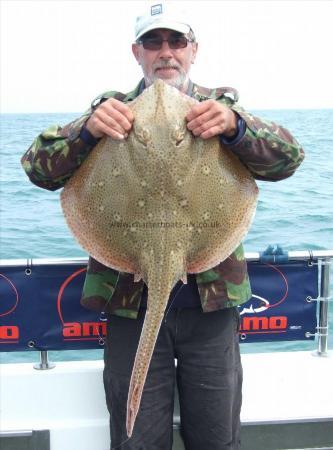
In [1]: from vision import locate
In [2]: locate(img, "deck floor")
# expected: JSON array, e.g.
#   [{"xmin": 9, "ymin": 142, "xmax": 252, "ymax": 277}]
[{"xmin": 1, "ymin": 351, "xmax": 333, "ymax": 450}]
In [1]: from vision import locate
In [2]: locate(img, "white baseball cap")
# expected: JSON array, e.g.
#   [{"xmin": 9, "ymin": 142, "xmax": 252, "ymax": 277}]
[{"xmin": 134, "ymin": 2, "xmax": 193, "ymax": 41}]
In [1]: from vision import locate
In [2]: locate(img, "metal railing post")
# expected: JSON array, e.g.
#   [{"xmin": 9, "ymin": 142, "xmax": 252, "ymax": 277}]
[
  {"xmin": 316, "ymin": 258, "xmax": 331, "ymax": 356},
  {"xmin": 33, "ymin": 350, "xmax": 55, "ymax": 370}
]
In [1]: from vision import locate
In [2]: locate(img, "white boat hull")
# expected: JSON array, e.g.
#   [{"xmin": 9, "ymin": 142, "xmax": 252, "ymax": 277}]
[{"xmin": 1, "ymin": 351, "xmax": 333, "ymax": 449}]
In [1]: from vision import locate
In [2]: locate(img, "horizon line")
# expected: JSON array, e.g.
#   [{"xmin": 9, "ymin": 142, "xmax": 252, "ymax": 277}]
[{"xmin": 1, "ymin": 107, "xmax": 333, "ymax": 114}]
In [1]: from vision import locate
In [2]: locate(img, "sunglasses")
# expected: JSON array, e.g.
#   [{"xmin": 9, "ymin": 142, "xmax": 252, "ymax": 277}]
[{"xmin": 137, "ymin": 34, "xmax": 194, "ymax": 51}]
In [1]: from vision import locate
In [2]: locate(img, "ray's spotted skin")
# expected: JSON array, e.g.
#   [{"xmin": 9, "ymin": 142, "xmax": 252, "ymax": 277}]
[{"xmin": 60, "ymin": 80, "xmax": 258, "ymax": 437}]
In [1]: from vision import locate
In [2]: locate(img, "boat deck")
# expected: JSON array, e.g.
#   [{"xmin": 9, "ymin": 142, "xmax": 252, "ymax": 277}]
[{"xmin": 1, "ymin": 350, "xmax": 333, "ymax": 449}]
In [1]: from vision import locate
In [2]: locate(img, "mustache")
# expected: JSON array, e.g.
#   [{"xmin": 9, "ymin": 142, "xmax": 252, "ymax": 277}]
[{"xmin": 153, "ymin": 61, "xmax": 181, "ymax": 72}]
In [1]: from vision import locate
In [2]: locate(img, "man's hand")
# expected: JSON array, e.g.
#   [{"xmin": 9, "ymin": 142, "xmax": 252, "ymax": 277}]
[
  {"xmin": 85, "ymin": 98, "xmax": 134, "ymax": 140},
  {"xmin": 186, "ymin": 100, "xmax": 238, "ymax": 140}
]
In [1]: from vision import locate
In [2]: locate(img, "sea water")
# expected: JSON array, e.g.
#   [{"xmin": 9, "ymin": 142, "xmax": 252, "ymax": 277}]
[{"xmin": 0, "ymin": 109, "xmax": 332, "ymax": 363}]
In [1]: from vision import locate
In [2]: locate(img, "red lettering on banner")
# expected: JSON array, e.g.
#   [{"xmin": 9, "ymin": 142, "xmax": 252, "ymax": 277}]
[
  {"xmin": 269, "ymin": 316, "xmax": 288, "ymax": 329},
  {"xmin": 0, "ymin": 325, "xmax": 19, "ymax": 339},
  {"xmin": 63, "ymin": 322, "xmax": 81, "ymax": 337},
  {"xmin": 63, "ymin": 322, "xmax": 107, "ymax": 338},
  {"xmin": 82, "ymin": 322, "xmax": 107, "ymax": 337},
  {"xmin": 240, "ymin": 316, "xmax": 288, "ymax": 332},
  {"xmin": 242, "ymin": 317, "xmax": 268, "ymax": 331}
]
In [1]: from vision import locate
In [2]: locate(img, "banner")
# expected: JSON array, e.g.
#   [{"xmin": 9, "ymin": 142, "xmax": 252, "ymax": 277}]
[
  {"xmin": 0, "ymin": 259, "xmax": 318, "ymax": 351},
  {"xmin": 240, "ymin": 261, "xmax": 317, "ymax": 342}
]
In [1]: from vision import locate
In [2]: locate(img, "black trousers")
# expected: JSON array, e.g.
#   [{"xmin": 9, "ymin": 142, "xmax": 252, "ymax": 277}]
[{"xmin": 103, "ymin": 306, "xmax": 242, "ymax": 450}]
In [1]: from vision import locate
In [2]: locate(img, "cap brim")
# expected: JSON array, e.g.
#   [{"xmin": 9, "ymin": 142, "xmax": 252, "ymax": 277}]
[{"xmin": 136, "ymin": 21, "xmax": 190, "ymax": 40}]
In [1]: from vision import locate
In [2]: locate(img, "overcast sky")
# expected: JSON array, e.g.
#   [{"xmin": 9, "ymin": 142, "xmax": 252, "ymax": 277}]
[{"xmin": 1, "ymin": 0, "xmax": 333, "ymax": 112}]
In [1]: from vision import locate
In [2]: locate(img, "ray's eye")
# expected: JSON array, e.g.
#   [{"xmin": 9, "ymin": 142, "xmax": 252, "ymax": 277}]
[
  {"xmin": 171, "ymin": 124, "xmax": 186, "ymax": 147},
  {"xmin": 135, "ymin": 127, "xmax": 151, "ymax": 146}
]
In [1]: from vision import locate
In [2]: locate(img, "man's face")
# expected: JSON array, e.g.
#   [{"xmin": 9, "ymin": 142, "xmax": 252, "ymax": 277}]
[{"xmin": 132, "ymin": 28, "xmax": 198, "ymax": 92}]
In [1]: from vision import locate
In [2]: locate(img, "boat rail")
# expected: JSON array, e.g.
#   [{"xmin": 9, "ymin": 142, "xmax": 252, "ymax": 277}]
[
  {"xmin": 0, "ymin": 250, "xmax": 332, "ymax": 370},
  {"xmin": 1, "ymin": 249, "xmax": 332, "ymax": 266}
]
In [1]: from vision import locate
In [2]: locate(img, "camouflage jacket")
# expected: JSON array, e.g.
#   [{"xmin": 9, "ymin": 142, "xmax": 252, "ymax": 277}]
[{"xmin": 21, "ymin": 79, "xmax": 305, "ymax": 318}]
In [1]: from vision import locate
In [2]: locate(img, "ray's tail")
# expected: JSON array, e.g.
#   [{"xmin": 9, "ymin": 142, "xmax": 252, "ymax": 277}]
[{"xmin": 126, "ymin": 249, "xmax": 184, "ymax": 438}]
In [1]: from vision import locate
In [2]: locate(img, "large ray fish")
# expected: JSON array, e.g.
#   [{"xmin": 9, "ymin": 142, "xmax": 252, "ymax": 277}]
[{"xmin": 61, "ymin": 79, "xmax": 258, "ymax": 437}]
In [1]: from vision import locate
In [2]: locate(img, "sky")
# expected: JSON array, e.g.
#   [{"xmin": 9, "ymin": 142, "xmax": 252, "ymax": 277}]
[{"xmin": 1, "ymin": 0, "xmax": 333, "ymax": 113}]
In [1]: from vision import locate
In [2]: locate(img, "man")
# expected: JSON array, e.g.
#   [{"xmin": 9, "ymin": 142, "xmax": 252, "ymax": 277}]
[{"xmin": 21, "ymin": 3, "xmax": 304, "ymax": 449}]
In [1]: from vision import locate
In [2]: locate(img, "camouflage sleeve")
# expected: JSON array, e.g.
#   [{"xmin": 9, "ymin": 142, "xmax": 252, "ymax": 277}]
[
  {"xmin": 222, "ymin": 102, "xmax": 305, "ymax": 181},
  {"xmin": 21, "ymin": 109, "xmax": 95, "ymax": 191}
]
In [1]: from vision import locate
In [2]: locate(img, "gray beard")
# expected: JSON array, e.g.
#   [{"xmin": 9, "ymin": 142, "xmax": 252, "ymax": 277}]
[{"xmin": 144, "ymin": 63, "xmax": 189, "ymax": 92}]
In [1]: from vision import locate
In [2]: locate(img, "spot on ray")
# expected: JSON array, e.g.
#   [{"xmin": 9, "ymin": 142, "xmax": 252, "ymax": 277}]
[{"xmin": 202, "ymin": 165, "xmax": 211, "ymax": 175}]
